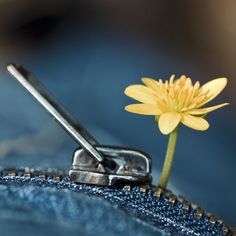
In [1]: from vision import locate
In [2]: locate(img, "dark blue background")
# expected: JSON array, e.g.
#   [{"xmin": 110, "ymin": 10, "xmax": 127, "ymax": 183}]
[{"xmin": 0, "ymin": 1, "xmax": 235, "ymax": 226}]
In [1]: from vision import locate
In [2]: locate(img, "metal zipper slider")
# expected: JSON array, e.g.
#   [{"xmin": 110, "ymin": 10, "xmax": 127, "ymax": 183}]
[{"xmin": 6, "ymin": 63, "xmax": 152, "ymax": 186}]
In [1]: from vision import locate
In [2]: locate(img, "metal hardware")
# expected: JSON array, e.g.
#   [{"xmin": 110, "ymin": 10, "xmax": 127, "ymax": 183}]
[
  {"xmin": 195, "ymin": 207, "xmax": 204, "ymax": 220},
  {"xmin": 6, "ymin": 64, "xmax": 104, "ymax": 164},
  {"xmin": 69, "ymin": 145, "xmax": 151, "ymax": 186},
  {"xmin": 0, "ymin": 167, "xmax": 232, "ymax": 235},
  {"xmin": 6, "ymin": 63, "xmax": 152, "ymax": 186},
  {"xmin": 140, "ymin": 184, "xmax": 149, "ymax": 194},
  {"xmin": 168, "ymin": 193, "xmax": 177, "ymax": 205},
  {"xmin": 153, "ymin": 187, "xmax": 162, "ymax": 198}
]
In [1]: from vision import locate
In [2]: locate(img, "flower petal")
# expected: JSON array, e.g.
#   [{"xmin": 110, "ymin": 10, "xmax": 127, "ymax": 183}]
[
  {"xmin": 158, "ymin": 112, "xmax": 181, "ymax": 135},
  {"xmin": 124, "ymin": 85, "xmax": 158, "ymax": 104},
  {"xmin": 186, "ymin": 103, "xmax": 229, "ymax": 115},
  {"xmin": 197, "ymin": 78, "xmax": 227, "ymax": 106},
  {"xmin": 125, "ymin": 104, "xmax": 162, "ymax": 115},
  {"xmin": 142, "ymin": 78, "xmax": 160, "ymax": 92},
  {"xmin": 181, "ymin": 114, "xmax": 209, "ymax": 131}
]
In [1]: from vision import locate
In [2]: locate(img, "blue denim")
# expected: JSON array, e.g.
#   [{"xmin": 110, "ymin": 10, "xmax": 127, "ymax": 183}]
[
  {"xmin": 0, "ymin": 185, "xmax": 163, "ymax": 236},
  {"xmin": 0, "ymin": 168, "xmax": 231, "ymax": 236},
  {"xmin": 0, "ymin": 34, "xmax": 235, "ymax": 226},
  {"xmin": 0, "ymin": 22, "xmax": 235, "ymax": 235}
]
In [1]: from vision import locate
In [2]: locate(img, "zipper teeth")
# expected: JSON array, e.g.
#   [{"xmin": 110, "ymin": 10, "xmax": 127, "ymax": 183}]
[
  {"xmin": 0, "ymin": 167, "xmax": 67, "ymax": 181},
  {"xmin": 127, "ymin": 184, "xmax": 230, "ymax": 234},
  {"xmin": 0, "ymin": 167, "xmax": 231, "ymax": 235}
]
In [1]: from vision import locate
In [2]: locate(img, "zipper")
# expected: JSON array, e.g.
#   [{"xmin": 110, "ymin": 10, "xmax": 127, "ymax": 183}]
[
  {"xmin": 4, "ymin": 64, "xmax": 234, "ymax": 235},
  {"xmin": 0, "ymin": 167, "xmax": 231, "ymax": 236},
  {"xmin": 7, "ymin": 64, "xmax": 152, "ymax": 186}
]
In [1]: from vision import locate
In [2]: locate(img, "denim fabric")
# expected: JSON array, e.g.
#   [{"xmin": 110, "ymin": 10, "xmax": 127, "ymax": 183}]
[
  {"xmin": 0, "ymin": 21, "xmax": 235, "ymax": 235},
  {"xmin": 0, "ymin": 185, "xmax": 165, "ymax": 236},
  {"xmin": 0, "ymin": 169, "xmax": 231, "ymax": 236},
  {"xmin": 0, "ymin": 33, "xmax": 235, "ymax": 226}
]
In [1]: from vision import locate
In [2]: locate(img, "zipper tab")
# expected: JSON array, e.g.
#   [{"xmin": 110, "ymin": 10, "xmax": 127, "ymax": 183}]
[
  {"xmin": 6, "ymin": 63, "xmax": 152, "ymax": 186},
  {"xmin": 69, "ymin": 145, "xmax": 152, "ymax": 186}
]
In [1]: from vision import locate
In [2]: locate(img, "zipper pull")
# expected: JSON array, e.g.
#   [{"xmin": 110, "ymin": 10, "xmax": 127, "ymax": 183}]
[
  {"xmin": 6, "ymin": 63, "xmax": 152, "ymax": 186},
  {"xmin": 69, "ymin": 145, "xmax": 151, "ymax": 186}
]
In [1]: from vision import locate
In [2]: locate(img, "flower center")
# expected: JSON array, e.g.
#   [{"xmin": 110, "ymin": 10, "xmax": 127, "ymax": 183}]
[{"xmin": 156, "ymin": 75, "xmax": 205, "ymax": 112}]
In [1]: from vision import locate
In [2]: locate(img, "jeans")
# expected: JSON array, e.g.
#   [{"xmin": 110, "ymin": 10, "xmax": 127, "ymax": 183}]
[
  {"xmin": 0, "ymin": 24, "xmax": 235, "ymax": 235},
  {"xmin": 0, "ymin": 168, "xmax": 231, "ymax": 236}
]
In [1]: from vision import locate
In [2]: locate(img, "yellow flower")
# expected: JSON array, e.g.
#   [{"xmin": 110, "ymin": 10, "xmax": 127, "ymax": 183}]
[{"xmin": 124, "ymin": 75, "xmax": 229, "ymax": 135}]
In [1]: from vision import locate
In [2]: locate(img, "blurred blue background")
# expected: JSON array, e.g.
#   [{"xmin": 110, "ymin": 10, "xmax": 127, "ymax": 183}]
[{"xmin": 0, "ymin": 0, "xmax": 235, "ymax": 227}]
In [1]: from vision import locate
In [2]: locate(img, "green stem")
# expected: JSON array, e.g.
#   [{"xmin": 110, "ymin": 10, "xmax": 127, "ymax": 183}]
[{"xmin": 159, "ymin": 127, "xmax": 179, "ymax": 189}]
